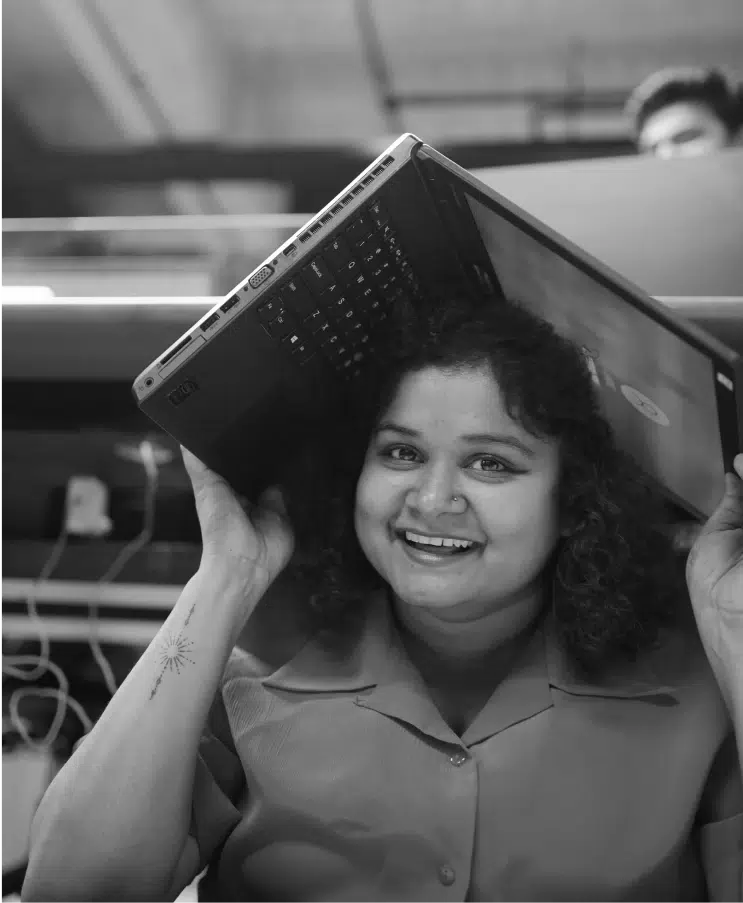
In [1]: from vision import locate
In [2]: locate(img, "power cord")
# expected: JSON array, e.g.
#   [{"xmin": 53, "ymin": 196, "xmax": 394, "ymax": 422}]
[
  {"xmin": 2, "ymin": 439, "xmax": 160, "ymax": 753},
  {"xmin": 88, "ymin": 439, "xmax": 159, "ymax": 696}
]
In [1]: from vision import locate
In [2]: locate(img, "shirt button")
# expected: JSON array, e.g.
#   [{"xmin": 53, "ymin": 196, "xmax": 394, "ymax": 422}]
[
  {"xmin": 449, "ymin": 751, "xmax": 469, "ymax": 766},
  {"xmin": 438, "ymin": 864, "xmax": 456, "ymax": 886}
]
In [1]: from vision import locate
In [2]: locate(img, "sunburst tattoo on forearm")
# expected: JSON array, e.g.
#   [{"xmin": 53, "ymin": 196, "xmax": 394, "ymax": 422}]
[{"xmin": 150, "ymin": 602, "xmax": 197, "ymax": 699}]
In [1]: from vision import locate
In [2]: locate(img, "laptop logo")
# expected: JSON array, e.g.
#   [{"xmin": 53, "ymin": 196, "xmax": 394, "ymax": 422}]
[
  {"xmin": 168, "ymin": 379, "xmax": 199, "ymax": 407},
  {"xmin": 620, "ymin": 384, "xmax": 670, "ymax": 427}
]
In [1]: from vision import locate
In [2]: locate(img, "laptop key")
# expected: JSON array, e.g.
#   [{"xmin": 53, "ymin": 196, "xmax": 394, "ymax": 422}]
[
  {"xmin": 383, "ymin": 230, "xmax": 400, "ymax": 250},
  {"xmin": 376, "ymin": 223, "xmax": 395, "ymax": 243},
  {"xmin": 280, "ymin": 278, "xmax": 315, "ymax": 316},
  {"xmin": 281, "ymin": 331, "xmax": 308, "ymax": 353},
  {"xmin": 369, "ymin": 308, "xmax": 389, "ymax": 327},
  {"xmin": 345, "ymin": 214, "xmax": 374, "ymax": 247},
  {"xmin": 335, "ymin": 257, "xmax": 364, "ymax": 285},
  {"xmin": 315, "ymin": 319, "xmax": 336, "ymax": 338},
  {"xmin": 290, "ymin": 342, "xmax": 315, "ymax": 364},
  {"xmin": 323, "ymin": 340, "xmax": 349, "ymax": 361},
  {"xmin": 328, "ymin": 294, "xmax": 353, "ymax": 317},
  {"xmin": 344, "ymin": 272, "xmax": 368, "ymax": 294},
  {"xmin": 346, "ymin": 320, "xmax": 368, "ymax": 341},
  {"xmin": 368, "ymin": 200, "xmax": 389, "ymax": 228},
  {"xmin": 302, "ymin": 257, "xmax": 335, "ymax": 295},
  {"xmin": 335, "ymin": 307, "xmax": 360, "ymax": 327},
  {"xmin": 264, "ymin": 312, "xmax": 295, "ymax": 338},
  {"xmin": 322, "ymin": 236, "xmax": 353, "ymax": 272},
  {"xmin": 320, "ymin": 280, "xmax": 345, "ymax": 304},
  {"xmin": 350, "ymin": 331, "xmax": 372, "ymax": 348},
  {"xmin": 256, "ymin": 297, "xmax": 282, "ymax": 322},
  {"xmin": 303, "ymin": 309, "xmax": 326, "ymax": 333},
  {"xmin": 357, "ymin": 285, "xmax": 376, "ymax": 307},
  {"xmin": 360, "ymin": 239, "xmax": 389, "ymax": 267}
]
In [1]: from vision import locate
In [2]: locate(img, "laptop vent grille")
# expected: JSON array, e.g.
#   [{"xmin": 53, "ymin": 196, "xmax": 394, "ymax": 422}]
[{"xmin": 296, "ymin": 155, "xmax": 395, "ymax": 243}]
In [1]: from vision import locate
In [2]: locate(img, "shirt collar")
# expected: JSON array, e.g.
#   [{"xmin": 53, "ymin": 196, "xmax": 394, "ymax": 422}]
[
  {"xmin": 260, "ymin": 592, "xmax": 684, "ymax": 745},
  {"xmin": 543, "ymin": 611, "xmax": 683, "ymax": 701},
  {"xmin": 259, "ymin": 590, "xmax": 392, "ymax": 694}
]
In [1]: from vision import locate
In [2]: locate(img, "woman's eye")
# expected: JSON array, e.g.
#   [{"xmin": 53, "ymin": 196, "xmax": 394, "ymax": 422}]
[
  {"xmin": 383, "ymin": 445, "xmax": 419, "ymax": 463},
  {"xmin": 470, "ymin": 456, "xmax": 509, "ymax": 473}
]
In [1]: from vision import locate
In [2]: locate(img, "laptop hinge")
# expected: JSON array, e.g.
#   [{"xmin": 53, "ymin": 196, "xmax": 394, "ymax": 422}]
[{"xmin": 410, "ymin": 146, "xmax": 488, "ymax": 301}]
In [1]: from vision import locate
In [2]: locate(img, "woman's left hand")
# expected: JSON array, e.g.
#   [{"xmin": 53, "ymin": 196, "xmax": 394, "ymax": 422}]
[{"xmin": 686, "ymin": 454, "xmax": 743, "ymax": 704}]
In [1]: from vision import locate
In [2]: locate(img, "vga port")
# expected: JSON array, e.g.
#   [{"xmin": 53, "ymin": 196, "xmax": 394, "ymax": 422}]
[{"xmin": 248, "ymin": 265, "xmax": 273, "ymax": 289}]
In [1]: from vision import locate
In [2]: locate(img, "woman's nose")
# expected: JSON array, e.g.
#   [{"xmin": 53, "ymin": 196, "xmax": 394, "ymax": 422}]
[{"xmin": 407, "ymin": 468, "xmax": 459, "ymax": 516}]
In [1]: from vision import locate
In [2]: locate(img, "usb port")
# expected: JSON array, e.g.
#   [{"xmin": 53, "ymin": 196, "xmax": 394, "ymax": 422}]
[
  {"xmin": 283, "ymin": 243, "xmax": 297, "ymax": 256},
  {"xmin": 201, "ymin": 312, "xmax": 220, "ymax": 332},
  {"xmin": 221, "ymin": 295, "xmax": 241, "ymax": 313}
]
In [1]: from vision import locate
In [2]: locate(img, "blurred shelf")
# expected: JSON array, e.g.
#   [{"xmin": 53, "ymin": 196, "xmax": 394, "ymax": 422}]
[
  {"xmin": 2, "ymin": 568, "xmax": 185, "ymax": 645},
  {"xmin": 3, "ymin": 578, "xmax": 181, "ymax": 609},
  {"xmin": 2, "ymin": 613, "xmax": 161, "ymax": 646},
  {"xmin": 2, "ymin": 540, "xmax": 200, "ymax": 584}
]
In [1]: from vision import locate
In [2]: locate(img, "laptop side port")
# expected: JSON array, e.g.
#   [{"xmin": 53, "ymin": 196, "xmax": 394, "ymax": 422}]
[
  {"xmin": 221, "ymin": 295, "xmax": 241, "ymax": 313},
  {"xmin": 200, "ymin": 312, "xmax": 220, "ymax": 332},
  {"xmin": 159, "ymin": 334, "xmax": 193, "ymax": 368},
  {"xmin": 248, "ymin": 264, "xmax": 274, "ymax": 289}
]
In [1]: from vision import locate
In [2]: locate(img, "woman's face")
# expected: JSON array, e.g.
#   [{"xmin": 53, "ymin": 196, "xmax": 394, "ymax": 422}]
[{"xmin": 354, "ymin": 364, "xmax": 562, "ymax": 619}]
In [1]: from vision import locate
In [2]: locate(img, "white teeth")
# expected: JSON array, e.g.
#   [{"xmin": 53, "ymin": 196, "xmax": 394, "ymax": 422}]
[{"xmin": 403, "ymin": 531, "xmax": 474, "ymax": 549}]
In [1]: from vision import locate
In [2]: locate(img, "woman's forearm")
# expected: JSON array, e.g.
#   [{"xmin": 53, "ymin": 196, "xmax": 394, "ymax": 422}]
[{"xmin": 22, "ymin": 564, "xmax": 266, "ymax": 902}]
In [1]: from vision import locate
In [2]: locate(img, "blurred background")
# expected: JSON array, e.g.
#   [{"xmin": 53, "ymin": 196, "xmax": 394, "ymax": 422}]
[{"xmin": 3, "ymin": 1, "xmax": 743, "ymax": 898}]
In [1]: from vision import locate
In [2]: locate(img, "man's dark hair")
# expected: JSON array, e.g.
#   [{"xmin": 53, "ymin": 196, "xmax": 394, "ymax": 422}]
[
  {"xmin": 626, "ymin": 66, "xmax": 742, "ymax": 138},
  {"xmin": 284, "ymin": 295, "xmax": 690, "ymax": 679}
]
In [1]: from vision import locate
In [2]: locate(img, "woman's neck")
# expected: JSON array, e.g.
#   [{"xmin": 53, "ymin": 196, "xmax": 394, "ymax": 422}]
[{"xmin": 390, "ymin": 588, "xmax": 545, "ymax": 677}]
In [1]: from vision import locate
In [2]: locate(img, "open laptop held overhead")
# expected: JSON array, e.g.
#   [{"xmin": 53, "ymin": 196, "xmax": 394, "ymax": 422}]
[{"xmin": 133, "ymin": 134, "xmax": 743, "ymax": 520}]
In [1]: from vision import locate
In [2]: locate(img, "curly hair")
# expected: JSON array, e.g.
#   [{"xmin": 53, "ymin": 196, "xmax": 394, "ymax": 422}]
[
  {"xmin": 284, "ymin": 294, "xmax": 690, "ymax": 679},
  {"xmin": 625, "ymin": 66, "xmax": 743, "ymax": 139}
]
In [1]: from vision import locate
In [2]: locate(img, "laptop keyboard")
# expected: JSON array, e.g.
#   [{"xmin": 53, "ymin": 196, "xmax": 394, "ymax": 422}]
[{"xmin": 255, "ymin": 199, "xmax": 421, "ymax": 382}]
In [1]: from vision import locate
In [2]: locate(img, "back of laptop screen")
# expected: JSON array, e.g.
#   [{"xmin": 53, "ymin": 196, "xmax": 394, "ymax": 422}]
[{"xmin": 465, "ymin": 193, "xmax": 725, "ymax": 518}]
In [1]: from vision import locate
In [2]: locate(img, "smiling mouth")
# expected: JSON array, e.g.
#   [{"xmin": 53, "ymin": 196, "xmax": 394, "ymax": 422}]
[{"xmin": 394, "ymin": 529, "xmax": 482, "ymax": 560}]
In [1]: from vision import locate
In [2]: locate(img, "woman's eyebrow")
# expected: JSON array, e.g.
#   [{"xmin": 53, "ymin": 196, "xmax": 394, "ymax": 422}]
[{"xmin": 374, "ymin": 421, "xmax": 536, "ymax": 457}]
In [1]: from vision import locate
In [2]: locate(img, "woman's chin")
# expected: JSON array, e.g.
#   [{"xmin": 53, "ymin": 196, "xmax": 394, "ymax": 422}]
[{"xmin": 390, "ymin": 577, "xmax": 473, "ymax": 611}]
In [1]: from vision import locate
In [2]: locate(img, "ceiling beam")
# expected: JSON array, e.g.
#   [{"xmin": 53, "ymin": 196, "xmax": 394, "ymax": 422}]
[
  {"xmin": 36, "ymin": 0, "xmax": 231, "ymax": 225},
  {"xmin": 5, "ymin": 140, "xmax": 634, "ymax": 213}
]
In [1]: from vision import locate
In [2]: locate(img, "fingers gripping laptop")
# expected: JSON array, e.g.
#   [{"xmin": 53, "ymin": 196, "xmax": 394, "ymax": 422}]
[{"xmin": 133, "ymin": 134, "xmax": 743, "ymax": 519}]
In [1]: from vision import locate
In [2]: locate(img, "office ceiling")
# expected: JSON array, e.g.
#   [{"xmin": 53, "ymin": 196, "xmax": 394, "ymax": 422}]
[{"xmin": 3, "ymin": 0, "xmax": 743, "ymax": 219}]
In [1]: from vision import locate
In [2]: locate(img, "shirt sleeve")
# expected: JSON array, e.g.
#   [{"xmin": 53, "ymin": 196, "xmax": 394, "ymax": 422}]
[
  {"xmin": 189, "ymin": 679, "xmax": 246, "ymax": 871},
  {"xmin": 696, "ymin": 731, "xmax": 743, "ymax": 901}
]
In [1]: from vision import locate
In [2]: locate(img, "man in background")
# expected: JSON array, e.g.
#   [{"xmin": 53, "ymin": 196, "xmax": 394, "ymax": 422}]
[{"xmin": 626, "ymin": 66, "xmax": 742, "ymax": 159}]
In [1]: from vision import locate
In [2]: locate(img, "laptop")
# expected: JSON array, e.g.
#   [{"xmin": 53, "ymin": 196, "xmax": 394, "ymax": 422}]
[
  {"xmin": 133, "ymin": 133, "xmax": 743, "ymax": 520},
  {"xmin": 474, "ymin": 147, "xmax": 743, "ymax": 298}
]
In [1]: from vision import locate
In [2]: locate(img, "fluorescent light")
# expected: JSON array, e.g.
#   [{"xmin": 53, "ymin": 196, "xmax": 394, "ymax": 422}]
[
  {"xmin": 1, "ymin": 296, "xmax": 220, "ymax": 306},
  {"xmin": 2, "ymin": 214, "xmax": 309, "ymax": 232},
  {"xmin": 1, "ymin": 286, "xmax": 56, "ymax": 302}
]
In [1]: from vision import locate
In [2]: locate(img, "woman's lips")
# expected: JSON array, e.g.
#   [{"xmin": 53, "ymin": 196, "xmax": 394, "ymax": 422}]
[{"xmin": 393, "ymin": 532, "xmax": 481, "ymax": 567}]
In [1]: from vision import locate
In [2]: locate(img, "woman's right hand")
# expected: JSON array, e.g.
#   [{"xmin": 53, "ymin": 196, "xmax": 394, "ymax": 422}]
[{"xmin": 181, "ymin": 447, "xmax": 295, "ymax": 590}]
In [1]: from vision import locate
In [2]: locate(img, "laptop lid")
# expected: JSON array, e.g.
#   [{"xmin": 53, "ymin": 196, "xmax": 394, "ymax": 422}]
[
  {"xmin": 413, "ymin": 144, "xmax": 743, "ymax": 520},
  {"xmin": 473, "ymin": 148, "xmax": 743, "ymax": 298},
  {"xmin": 132, "ymin": 133, "xmax": 446, "ymax": 498}
]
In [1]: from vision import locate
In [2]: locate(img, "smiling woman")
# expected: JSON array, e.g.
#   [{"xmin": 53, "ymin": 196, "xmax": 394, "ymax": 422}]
[
  {"xmin": 288, "ymin": 294, "xmax": 688, "ymax": 678},
  {"xmin": 23, "ymin": 294, "xmax": 741, "ymax": 903}
]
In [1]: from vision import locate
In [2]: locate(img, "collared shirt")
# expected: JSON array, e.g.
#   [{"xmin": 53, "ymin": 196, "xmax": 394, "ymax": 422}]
[{"xmin": 190, "ymin": 591, "xmax": 743, "ymax": 901}]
